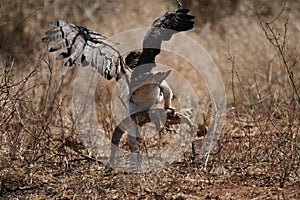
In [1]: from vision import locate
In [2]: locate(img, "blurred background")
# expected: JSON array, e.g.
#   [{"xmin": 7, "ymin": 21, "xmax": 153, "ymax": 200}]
[{"xmin": 1, "ymin": 0, "xmax": 299, "ymax": 102}]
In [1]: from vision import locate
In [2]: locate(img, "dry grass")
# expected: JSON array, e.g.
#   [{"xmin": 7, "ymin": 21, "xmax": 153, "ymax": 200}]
[{"xmin": 1, "ymin": 0, "xmax": 299, "ymax": 199}]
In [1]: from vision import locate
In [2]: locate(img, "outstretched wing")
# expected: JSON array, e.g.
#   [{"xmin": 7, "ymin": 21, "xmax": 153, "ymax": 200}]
[
  {"xmin": 138, "ymin": 8, "xmax": 195, "ymax": 66},
  {"xmin": 42, "ymin": 21, "xmax": 127, "ymax": 80}
]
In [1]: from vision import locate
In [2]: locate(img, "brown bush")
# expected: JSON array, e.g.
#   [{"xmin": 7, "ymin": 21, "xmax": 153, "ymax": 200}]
[{"xmin": 0, "ymin": 0, "xmax": 299, "ymax": 199}]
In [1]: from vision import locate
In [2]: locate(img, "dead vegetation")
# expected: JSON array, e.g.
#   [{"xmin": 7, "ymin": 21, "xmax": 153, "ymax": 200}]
[{"xmin": 0, "ymin": 0, "xmax": 299, "ymax": 199}]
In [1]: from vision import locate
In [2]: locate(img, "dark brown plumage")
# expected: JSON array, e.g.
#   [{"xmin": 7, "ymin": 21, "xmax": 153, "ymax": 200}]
[
  {"xmin": 42, "ymin": 4, "xmax": 194, "ymax": 114},
  {"xmin": 42, "ymin": 8, "xmax": 194, "ymax": 81}
]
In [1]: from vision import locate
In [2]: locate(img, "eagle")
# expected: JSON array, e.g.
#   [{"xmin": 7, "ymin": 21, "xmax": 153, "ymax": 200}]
[{"xmin": 42, "ymin": 2, "xmax": 195, "ymax": 162}]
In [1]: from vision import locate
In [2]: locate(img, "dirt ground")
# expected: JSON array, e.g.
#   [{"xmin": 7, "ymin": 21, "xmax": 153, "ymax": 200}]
[{"xmin": 1, "ymin": 0, "xmax": 299, "ymax": 199}]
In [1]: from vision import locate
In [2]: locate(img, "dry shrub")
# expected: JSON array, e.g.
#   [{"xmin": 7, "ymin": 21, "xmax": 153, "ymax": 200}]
[
  {"xmin": 0, "ymin": 0, "xmax": 299, "ymax": 199},
  {"xmin": 205, "ymin": 0, "xmax": 299, "ymax": 190}
]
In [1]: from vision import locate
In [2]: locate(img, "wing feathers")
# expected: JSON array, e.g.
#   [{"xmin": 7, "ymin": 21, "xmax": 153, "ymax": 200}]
[
  {"xmin": 42, "ymin": 21, "xmax": 126, "ymax": 80},
  {"xmin": 50, "ymin": 20, "xmax": 69, "ymax": 27},
  {"xmin": 137, "ymin": 8, "xmax": 195, "ymax": 66},
  {"xmin": 42, "ymin": 7, "xmax": 194, "ymax": 81},
  {"xmin": 56, "ymin": 48, "xmax": 71, "ymax": 60},
  {"xmin": 48, "ymin": 39, "xmax": 69, "ymax": 52}
]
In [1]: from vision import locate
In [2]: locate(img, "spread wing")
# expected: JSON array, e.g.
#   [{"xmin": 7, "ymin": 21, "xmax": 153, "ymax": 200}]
[
  {"xmin": 138, "ymin": 8, "xmax": 195, "ymax": 66},
  {"xmin": 42, "ymin": 21, "xmax": 127, "ymax": 80},
  {"xmin": 130, "ymin": 8, "xmax": 194, "ymax": 80}
]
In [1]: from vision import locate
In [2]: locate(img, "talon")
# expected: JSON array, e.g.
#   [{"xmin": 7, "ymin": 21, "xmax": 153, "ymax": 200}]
[{"xmin": 166, "ymin": 106, "xmax": 176, "ymax": 115}]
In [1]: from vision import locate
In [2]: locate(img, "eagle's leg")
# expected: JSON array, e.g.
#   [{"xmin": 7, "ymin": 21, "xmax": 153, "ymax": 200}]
[
  {"xmin": 109, "ymin": 125, "xmax": 125, "ymax": 164},
  {"xmin": 160, "ymin": 81, "xmax": 175, "ymax": 114},
  {"xmin": 127, "ymin": 125, "xmax": 141, "ymax": 168}
]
